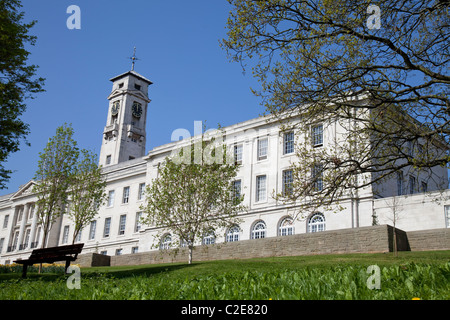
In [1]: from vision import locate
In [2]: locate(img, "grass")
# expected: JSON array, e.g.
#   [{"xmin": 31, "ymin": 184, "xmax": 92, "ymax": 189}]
[{"xmin": 0, "ymin": 251, "xmax": 448, "ymax": 300}]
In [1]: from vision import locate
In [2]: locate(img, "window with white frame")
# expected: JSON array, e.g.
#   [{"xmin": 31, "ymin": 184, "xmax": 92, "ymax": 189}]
[
  {"xmin": 282, "ymin": 169, "xmax": 293, "ymax": 196},
  {"xmin": 279, "ymin": 217, "xmax": 294, "ymax": 236},
  {"xmin": 24, "ymin": 229, "xmax": 31, "ymax": 248},
  {"xmin": 115, "ymin": 248, "xmax": 122, "ymax": 256},
  {"xmin": 122, "ymin": 186, "xmax": 130, "ymax": 204},
  {"xmin": 138, "ymin": 183, "xmax": 146, "ymax": 200},
  {"xmin": 202, "ymin": 230, "xmax": 216, "ymax": 245},
  {"xmin": 0, "ymin": 238, "xmax": 4, "ymax": 254},
  {"xmin": 135, "ymin": 212, "xmax": 142, "ymax": 232},
  {"xmin": 233, "ymin": 180, "xmax": 241, "ymax": 203},
  {"xmin": 421, "ymin": 181, "xmax": 428, "ymax": 193},
  {"xmin": 62, "ymin": 225, "xmax": 70, "ymax": 244},
  {"xmin": 445, "ymin": 206, "xmax": 450, "ymax": 228},
  {"xmin": 308, "ymin": 213, "xmax": 325, "ymax": 233},
  {"xmin": 226, "ymin": 225, "xmax": 240, "ymax": 242},
  {"xmin": 3, "ymin": 215, "xmax": 9, "ymax": 229},
  {"xmin": 89, "ymin": 220, "xmax": 96, "ymax": 240},
  {"xmin": 257, "ymin": 137, "xmax": 268, "ymax": 160},
  {"xmin": 409, "ymin": 176, "xmax": 416, "ymax": 194},
  {"xmin": 103, "ymin": 217, "xmax": 111, "ymax": 238},
  {"xmin": 283, "ymin": 131, "xmax": 294, "ymax": 154},
  {"xmin": 311, "ymin": 124, "xmax": 323, "ymax": 147},
  {"xmin": 234, "ymin": 144, "xmax": 243, "ymax": 165},
  {"xmin": 118, "ymin": 214, "xmax": 127, "ymax": 235},
  {"xmin": 160, "ymin": 234, "xmax": 172, "ymax": 250},
  {"xmin": 256, "ymin": 175, "xmax": 267, "ymax": 202},
  {"xmin": 397, "ymin": 171, "xmax": 403, "ymax": 196},
  {"xmin": 312, "ymin": 164, "xmax": 323, "ymax": 192},
  {"xmin": 251, "ymin": 220, "xmax": 266, "ymax": 239},
  {"xmin": 107, "ymin": 190, "xmax": 115, "ymax": 207},
  {"xmin": 75, "ymin": 229, "xmax": 82, "ymax": 243},
  {"xmin": 132, "ymin": 246, "xmax": 139, "ymax": 254}
]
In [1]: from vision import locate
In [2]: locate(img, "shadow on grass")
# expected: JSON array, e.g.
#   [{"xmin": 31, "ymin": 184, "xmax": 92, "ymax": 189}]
[
  {"xmin": 84, "ymin": 262, "xmax": 199, "ymax": 280},
  {"xmin": 0, "ymin": 273, "xmax": 62, "ymax": 282}
]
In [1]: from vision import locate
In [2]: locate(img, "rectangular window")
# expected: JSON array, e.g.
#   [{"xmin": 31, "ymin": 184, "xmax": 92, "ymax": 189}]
[
  {"xmin": 135, "ymin": 212, "xmax": 142, "ymax": 232},
  {"xmin": 256, "ymin": 175, "xmax": 267, "ymax": 202},
  {"xmin": 421, "ymin": 181, "xmax": 428, "ymax": 193},
  {"xmin": 106, "ymin": 155, "xmax": 111, "ymax": 165},
  {"xmin": 234, "ymin": 144, "xmax": 243, "ymax": 165},
  {"xmin": 132, "ymin": 247, "xmax": 139, "ymax": 254},
  {"xmin": 257, "ymin": 138, "xmax": 268, "ymax": 160},
  {"xmin": 107, "ymin": 190, "xmax": 115, "ymax": 207},
  {"xmin": 233, "ymin": 180, "xmax": 242, "ymax": 203},
  {"xmin": 122, "ymin": 186, "xmax": 130, "ymax": 204},
  {"xmin": 62, "ymin": 225, "xmax": 70, "ymax": 244},
  {"xmin": 283, "ymin": 132, "xmax": 294, "ymax": 155},
  {"xmin": 104, "ymin": 217, "xmax": 111, "ymax": 238},
  {"xmin": 311, "ymin": 124, "xmax": 323, "ymax": 147},
  {"xmin": 89, "ymin": 221, "xmax": 97, "ymax": 240},
  {"xmin": 118, "ymin": 215, "xmax": 126, "ymax": 235},
  {"xmin": 138, "ymin": 183, "xmax": 146, "ymax": 200},
  {"xmin": 28, "ymin": 205, "xmax": 34, "ymax": 220},
  {"xmin": 3, "ymin": 215, "xmax": 9, "ymax": 229},
  {"xmin": 0, "ymin": 238, "xmax": 4, "ymax": 254},
  {"xmin": 282, "ymin": 169, "xmax": 294, "ymax": 196},
  {"xmin": 409, "ymin": 176, "xmax": 416, "ymax": 194},
  {"xmin": 115, "ymin": 248, "xmax": 122, "ymax": 256},
  {"xmin": 312, "ymin": 164, "xmax": 323, "ymax": 192},
  {"xmin": 24, "ymin": 229, "xmax": 30, "ymax": 248},
  {"xmin": 445, "ymin": 206, "xmax": 450, "ymax": 228},
  {"xmin": 397, "ymin": 171, "xmax": 403, "ymax": 196},
  {"xmin": 75, "ymin": 229, "xmax": 82, "ymax": 243}
]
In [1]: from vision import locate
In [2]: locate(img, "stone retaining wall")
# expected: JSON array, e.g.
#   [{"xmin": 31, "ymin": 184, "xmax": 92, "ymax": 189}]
[{"xmin": 77, "ymin": 225, "xmax": 410, "ymax": 267}]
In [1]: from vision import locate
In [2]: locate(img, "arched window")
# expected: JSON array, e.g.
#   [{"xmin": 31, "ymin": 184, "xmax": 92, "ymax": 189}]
[
  {"xmin": 251, "ymin": 220, "xmax": 266, "ymax": 239},
  {"xmin": 308, "ymin": 213, "xmax": 325, "ymax": 233},
  {"xmin": 159, "ymin": 234, "xmax": 172, "ymax": 250},
  {"xmin": 279, "ymin": 217, "xmax": 294, "ymax": 236},
  {"xmin": 202, "ymin": 230, "xmax": 216, "ymax": 245},
  {"xmin": 226, "ymin": 225, "xmax": 240, "ymax": 242}
]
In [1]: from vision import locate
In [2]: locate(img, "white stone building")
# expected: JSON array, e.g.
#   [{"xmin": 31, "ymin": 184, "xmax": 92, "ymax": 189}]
[{"xmin": 0, "ymin": 69, "xmax": 449, "ymax": 264}]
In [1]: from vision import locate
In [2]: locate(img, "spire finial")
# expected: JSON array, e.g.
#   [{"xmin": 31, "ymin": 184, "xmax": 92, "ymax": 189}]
[{"xmin": 129, "ymin": 46, "xmax": 139, "ymax": 71}]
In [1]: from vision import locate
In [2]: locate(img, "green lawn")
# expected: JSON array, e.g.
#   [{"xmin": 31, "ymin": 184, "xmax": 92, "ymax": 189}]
[{"xmin": 0, "ymin": 251, "xmax": 449, "ymax": 300}]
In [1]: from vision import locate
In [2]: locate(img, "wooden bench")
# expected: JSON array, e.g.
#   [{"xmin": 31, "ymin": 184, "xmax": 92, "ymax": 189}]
[{"xmin": 14, "ymin": 243, "xmax": 84, "ymax": 278}]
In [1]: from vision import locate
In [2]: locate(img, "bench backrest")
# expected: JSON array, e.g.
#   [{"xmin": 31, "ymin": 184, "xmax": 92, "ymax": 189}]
[{"xmin": 30, "ymin": 243, "xmax": 84, "ymax": 259}]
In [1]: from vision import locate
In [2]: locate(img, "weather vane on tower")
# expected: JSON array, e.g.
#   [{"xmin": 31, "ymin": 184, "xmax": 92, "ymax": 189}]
[{"xmin": 128, "ymin": 47, "xmax": 139, "ymax": 71}]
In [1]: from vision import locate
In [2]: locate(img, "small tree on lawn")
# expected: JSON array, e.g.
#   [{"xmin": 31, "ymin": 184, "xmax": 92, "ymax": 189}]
[
  {"xmin": 33, "ymin": 123, "xmax": 79, "ymax": 248},
  {"xmin": 141, "ymin": 134, "xmax": 245, "ymax": 264},
  {"xmin": 67, "ymin": 149, "xmax": 107, "ymax": 244}
]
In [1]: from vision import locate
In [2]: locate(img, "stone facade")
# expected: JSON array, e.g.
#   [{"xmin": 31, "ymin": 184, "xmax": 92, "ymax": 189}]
[{"xmin": 1, "ymin": 69, "xmax": 449, "ymax": 266}]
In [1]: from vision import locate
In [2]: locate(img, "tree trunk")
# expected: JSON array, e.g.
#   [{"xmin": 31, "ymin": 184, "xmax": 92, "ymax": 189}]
[{"xmin": 188, "ymin": 246, "xmax": 193, "ymax": 265}]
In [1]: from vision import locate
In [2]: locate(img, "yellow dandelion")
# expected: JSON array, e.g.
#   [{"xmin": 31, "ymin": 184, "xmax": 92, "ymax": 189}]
[{"xmin": 412, "ymin": 297, "xmax": 421, "ymax": 300}]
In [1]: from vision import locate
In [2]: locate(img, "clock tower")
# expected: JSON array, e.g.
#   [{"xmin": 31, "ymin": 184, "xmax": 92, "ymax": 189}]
[{"xmin": 99, "ymin": 70, "xmax": 152, "ymax": 166}]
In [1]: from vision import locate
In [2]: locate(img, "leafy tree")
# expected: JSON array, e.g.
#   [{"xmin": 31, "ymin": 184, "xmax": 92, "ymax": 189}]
[
  {"xmin": 141, "ymin": 134, "xmax": 245, "ymax": 264},
  {"xmin": 67, "ymin": 149, "xmax": 107, "ymax": 244},
  {"xmin": 222, "ymin": 0, "xmax": 449, "ymax": 214},
  {"xmin": 33, "ymin": 123, "xmax": 79, "ymax": 248},
  {"xmin": 0, "ymin": 0, "xmax": 45, "ymax": 189}
]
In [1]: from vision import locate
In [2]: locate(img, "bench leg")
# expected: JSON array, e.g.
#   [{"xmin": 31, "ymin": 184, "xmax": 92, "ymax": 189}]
[
  {"xmin": 22, "ymin": 264, "xmax": 28, "ymax": 278},
  {"xmin": 65, "ymin": 260, "xmax": 70, "ymax": 274}
]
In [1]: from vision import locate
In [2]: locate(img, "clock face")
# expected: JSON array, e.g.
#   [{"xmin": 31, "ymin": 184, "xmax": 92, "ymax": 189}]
[
  {"xmin": 132, "ymin": 102, "xmax": 143, "ymax": 118},
  {"xmin": 111, "ymin": 101, "xmax": 120, "ymax": 116}
]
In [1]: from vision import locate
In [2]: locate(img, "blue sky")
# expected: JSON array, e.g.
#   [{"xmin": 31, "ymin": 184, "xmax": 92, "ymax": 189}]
[{"xmin": 1, "ymin": 0, "xmax": 264, "ymax": 195}]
